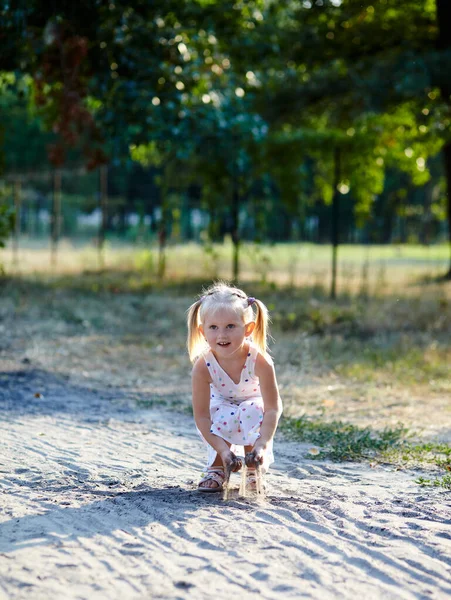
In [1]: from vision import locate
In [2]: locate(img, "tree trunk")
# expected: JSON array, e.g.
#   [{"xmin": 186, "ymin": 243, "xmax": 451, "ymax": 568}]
[
  {"xmin": 158, "ymin": 199, "xmax": 168, "ymax": 280},
  {"xmin": 441, "ymin": 143, "xmax": 451, "ymax": 279},
  {"xmin": 98, "ymin": 164, "xmax": 108, "ymax": 269},
  {"xmin": 421, "ymin": 181, "xmax": 434, "ymax": 246},
  {"xmin": 436, "ymin": 0, "xmax": 451, "ymax": 278},
  {"xmin": 51, "ymin": 170, "xmax": 62, "ymax": 268},
  {"xmin": 330, "ymin": 147, "xmax": 341, "ymax": 299},
  {"xmin": 12, "ymin": 179, "xmax": 21, "ymax": 268},
  {"xmin": 231, "ymin": 161, "xmax": 240, "ymax": 283}
]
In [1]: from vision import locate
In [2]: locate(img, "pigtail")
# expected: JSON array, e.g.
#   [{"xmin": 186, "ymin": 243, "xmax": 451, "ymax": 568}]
[
  {"xmin": 251, "ymin": 298, "xmax": 270, "ymax": 357},
  {"xmin": 186, "ymin": 299, "xmax": 206, "ymax": 362}
]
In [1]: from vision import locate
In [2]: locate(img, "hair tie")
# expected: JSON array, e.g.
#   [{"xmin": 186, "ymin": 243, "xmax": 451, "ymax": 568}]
[{"xmin": 247, "ymin": 297, "xmax": 256, "ymax": 306}]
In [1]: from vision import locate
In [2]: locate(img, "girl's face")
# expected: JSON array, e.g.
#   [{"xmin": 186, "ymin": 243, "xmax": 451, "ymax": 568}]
[{"xmin": 200, "ymin": 307, "xmax": 255, "ymax": 359}]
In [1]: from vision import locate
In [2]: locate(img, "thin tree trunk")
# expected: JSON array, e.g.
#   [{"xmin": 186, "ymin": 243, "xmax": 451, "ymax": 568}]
[
  {"xmin": 12, "ymin": 179, "xmax": 21, "ymax": 268},
  {"xmin": 330, "ymin": 147, "xmax": 341, "ymax": 299},
  {"xmin": 436, "ymin": 0, "xmax": 451, "ymax": 278},
  {"xmin": 158, "ymin": 199, "xmax": 168, "ymax": 280},
  {"xmin": 442, "ymin": 143, "xmax": 451, "ymax": 279},
  {"xmin": 231, "ymin": 157, "xmax": 240, "ymax": 283},
  {"xmin": 51, "ymin": 170, "xmax": 62, "ymax": 268},
  {"xmin": 98, "ymin": 164, "xmax": 108, "ymax": 269}
]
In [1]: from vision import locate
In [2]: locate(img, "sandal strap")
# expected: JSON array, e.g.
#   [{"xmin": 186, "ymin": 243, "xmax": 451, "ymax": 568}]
[
  {"xmin": 246, "ymin": 468, "xmax": 266, "ymax": 490},
  {"xmin": 200, "ymin": 469, "xmax": 225, "ymax": 486},
  {"xmin": 246, "ymin": 468, "xmax": 257, "ymax": 480}
]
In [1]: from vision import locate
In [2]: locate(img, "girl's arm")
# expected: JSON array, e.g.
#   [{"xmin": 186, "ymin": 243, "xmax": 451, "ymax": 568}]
[
  {"xmin": 253, "ymin": 354, "xmax": 283, "ymax": 461},
  {"xmin": 191, "ymin": 359, "xmax": 238, "ymax": 465}
]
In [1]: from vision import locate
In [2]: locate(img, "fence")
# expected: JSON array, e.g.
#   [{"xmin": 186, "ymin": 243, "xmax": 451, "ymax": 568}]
[{"xmin": 1, "ymin": 164, "xmax": 448, "ymax": 276}]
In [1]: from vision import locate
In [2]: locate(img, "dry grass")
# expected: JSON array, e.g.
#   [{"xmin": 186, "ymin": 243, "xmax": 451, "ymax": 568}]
[
  {"xmin": 2, "ymin": 240, "xmax": 450, "ymax": 298},
  {"xmin": 1, "ymin": 244, "xmax": 450, "ymax": 437}
]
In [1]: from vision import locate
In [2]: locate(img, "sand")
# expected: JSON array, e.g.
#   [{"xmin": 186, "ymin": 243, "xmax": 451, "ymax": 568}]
[{"xmin": 0, "ymin": 365, "xmax": 450, "ymax": 600}]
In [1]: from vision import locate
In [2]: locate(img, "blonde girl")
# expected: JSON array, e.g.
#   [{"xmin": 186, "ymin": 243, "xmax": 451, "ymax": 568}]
[{"xmin": 187, "ymin": 282, "xmax": 283, "ymax": 492}]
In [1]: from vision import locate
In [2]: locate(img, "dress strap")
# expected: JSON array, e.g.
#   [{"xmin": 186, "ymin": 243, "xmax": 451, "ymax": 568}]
[
  {"xmin": 246, "ymin": 343, "xmax": 259, "ymax": 379},
  {"xmin": 203, "ymin": 350, "xmax": 219, "ymax": 384}
]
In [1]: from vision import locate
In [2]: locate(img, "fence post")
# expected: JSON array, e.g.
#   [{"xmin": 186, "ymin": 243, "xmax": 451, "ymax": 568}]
[
  {"xmin": 98, "ymin": 164, "xmax": 108, "ymax": 269},
  {"xmin": 51, "ymin": 169, "xmax": 62, "ymax": 268},
  {"xmin": 330, "ymin": 147, "xmax": 341, "ymax": 300},
  {"xmin": 12, "ymin": 179, "xmax": 21, "ymax": 268}
]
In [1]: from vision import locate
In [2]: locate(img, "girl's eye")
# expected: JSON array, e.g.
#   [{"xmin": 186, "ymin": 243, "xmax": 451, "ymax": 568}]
[
  {"xmin": 227, "ymin": 324, "xmax": 235, "ymax": 329},
  {"xmin": 209, "ymin": 325, "xmax": 217, "ymax": 330}
]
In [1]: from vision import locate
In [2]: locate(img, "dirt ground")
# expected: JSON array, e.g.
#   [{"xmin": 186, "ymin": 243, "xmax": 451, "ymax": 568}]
[
  {"xmin": 1, "ymin": 366, "xmax": 451, "ymax": 600},
  {"xmin": 1, "ymin": 280, "xmax": 451, "ymax": 599}
]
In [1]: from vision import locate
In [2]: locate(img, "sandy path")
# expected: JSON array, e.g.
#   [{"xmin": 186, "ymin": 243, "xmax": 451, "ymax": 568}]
[{"xmin": 1, "ymin": 368, "xmax": 450, "ymax": 600}]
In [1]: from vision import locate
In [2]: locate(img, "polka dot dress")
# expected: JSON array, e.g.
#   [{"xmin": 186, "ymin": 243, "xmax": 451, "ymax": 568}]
[{"xmin": 200, "ymin": 344, "xmax": 274, "ymax": 471}]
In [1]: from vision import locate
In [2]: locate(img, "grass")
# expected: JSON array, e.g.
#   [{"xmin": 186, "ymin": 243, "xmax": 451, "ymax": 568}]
[
  {"xmin": 2, "ymin": 240, "xmax": 450, "ymax": 297},
  {"xmin": 333, "ymin": 341, "xmax": 451, "ymax": 389},
  {"xmin": 280, "ymin": 415, "xmax": 408, "ymax": 462},
  {"xmin": 382, "ymin": 442, "xmax": 451, "ymax": 469},
  {"xmin": 415, "ymin": 475, "xmax": 451, "ymax": 490},
  {"xmin": 281, "ymin": 415, "xmax": 451, "ymax": 488}
]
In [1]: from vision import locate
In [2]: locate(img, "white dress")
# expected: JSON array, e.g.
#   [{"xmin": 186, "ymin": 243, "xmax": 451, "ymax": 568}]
[{"xmin": 200, "ymin": 343, "xmax": 274, "ymax": 471}]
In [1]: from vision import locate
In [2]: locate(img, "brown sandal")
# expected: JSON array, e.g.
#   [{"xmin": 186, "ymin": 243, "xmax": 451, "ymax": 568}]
[
  {"xmin": 198, "ymin": 467, "xmax": 226, "ymax": 493},
  {"xmin": 246, "ymin": 468, "xmax": 266, "ymax": 494}
]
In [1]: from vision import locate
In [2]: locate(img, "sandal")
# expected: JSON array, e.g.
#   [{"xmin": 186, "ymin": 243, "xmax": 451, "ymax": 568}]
[
  {"xmin": 198, "ymin": 467, "xmax": 226, "ymax": 493},
  {"xmin": 246, "ymin": 468, "xmax": 266, "ymax": 494}
]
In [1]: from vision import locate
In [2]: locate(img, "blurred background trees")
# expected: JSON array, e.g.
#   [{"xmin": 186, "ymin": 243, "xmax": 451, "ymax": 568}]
[{"xmin": 1, "ymin": 0, "xmax": 450, "ymax": 280}]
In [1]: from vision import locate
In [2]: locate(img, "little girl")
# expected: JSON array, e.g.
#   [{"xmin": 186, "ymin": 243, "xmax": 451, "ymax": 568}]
[{"xmin": 187, "ymin": 282, "xmax": 283, "ymax": 492}]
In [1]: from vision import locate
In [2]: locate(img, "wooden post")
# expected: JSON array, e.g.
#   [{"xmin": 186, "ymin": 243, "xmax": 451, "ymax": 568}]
[
  {"xmin": 157, "ymin": 200, "xmax": 167, "ymax": 280},
  {"xmin": 12, "ymin": 179, "xmax": 21, "ymax": 268},
  {"xmin": 330, "ymin": 147, "xmax": 341, "ymax": 300},
  {"xmin": 231, "ymin": 176, "xmax": 240, "ymax": 284},
  {"xmin": 441, "ymin": 143, "xmax": 451, "ymax": 279},
  {"xmin": 51, "ymin": 170, "xmax": 62, "ymax": 268},
  {"xmin": 98, "ymin": 164, "xmax": 108, "ymax": 269},
  {"xmin": 231, "ymin": 136, "xmax": 240, "ymax": 284}
]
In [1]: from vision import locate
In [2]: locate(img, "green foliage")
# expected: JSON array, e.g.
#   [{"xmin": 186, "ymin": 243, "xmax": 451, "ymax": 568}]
[
  {"xmin": 0, "ymin": 201, "xmax": 15, "ymax": 248},
  {"xmin": 415, "ymin": 475, "xmax": 451, "ymax": 489},
  {"xmin": 384, "ymin": 442, "xmax": 451, "ymax": 468},
  {"xmin": 0, "ymin": 73, "xmax": 54, "ymax": 172},
  {"xmin": 1, "ymin": 0, "xmax": 450, "ymax": 262}
]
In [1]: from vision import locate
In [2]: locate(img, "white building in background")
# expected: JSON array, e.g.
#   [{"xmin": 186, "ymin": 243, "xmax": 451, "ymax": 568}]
[{"xmin": 77, "ymin": 209, "xmax": 102, "ymax": 228}]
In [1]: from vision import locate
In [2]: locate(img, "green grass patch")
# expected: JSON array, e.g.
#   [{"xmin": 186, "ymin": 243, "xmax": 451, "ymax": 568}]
[
  {"xmin": 381, "ymin": 442, "xmax": 451, "ymax": 469},
  {"xmin": 415, "ymin": 475, "xmax": 451, "ymax": 490},
  {"xmin": 281, "ymin": 415, "xmax": 451, "ymax": 491},
  {"xmin": 280, "ymin": 415, "xmax": 407, "ymax": 461}
]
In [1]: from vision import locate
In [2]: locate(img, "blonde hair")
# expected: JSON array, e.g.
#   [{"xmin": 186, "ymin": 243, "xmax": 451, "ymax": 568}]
[{"xmin": 186, "ymin": 282, "xmax": 270, "ymax": 362}]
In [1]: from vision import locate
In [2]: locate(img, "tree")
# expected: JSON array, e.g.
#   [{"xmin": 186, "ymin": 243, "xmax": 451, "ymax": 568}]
[
  {"xmin": 2, "ymin": 0, "xmax": 450, "ymax": 282},
  {"xmin": 256, "ymin": 0, "xmax": 451, "ymax": 277}
]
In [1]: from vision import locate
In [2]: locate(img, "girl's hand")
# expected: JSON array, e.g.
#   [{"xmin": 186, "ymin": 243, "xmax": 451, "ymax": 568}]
[
  {"xmin": 245, "ymin": 442, "xmax": 266, "ymax": 467},
  {"xmin": 220, "ymin": 450, "xmax": 242, "ymax": 473}
]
